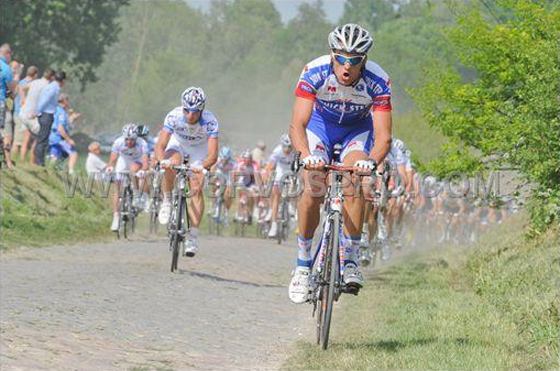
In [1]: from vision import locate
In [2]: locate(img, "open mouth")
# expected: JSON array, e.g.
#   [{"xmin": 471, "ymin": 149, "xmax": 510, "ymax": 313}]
[{"xmin": 343, "ymin": 72, "xmax": 350, "ymax": 78}]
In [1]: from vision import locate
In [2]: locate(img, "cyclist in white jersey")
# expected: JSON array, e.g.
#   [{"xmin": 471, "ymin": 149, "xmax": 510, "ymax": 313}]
[
  {"xmin": 288, "ymin": 24, "xmax": 393, "ymax": 304},
  {"xmin": 155, "ymin": 87, "xmax": 219, "ymax": 256},
  {"xmin": 263, "ymin": 134, "xmax": 296, "ymax": 238},
  {"xmin": 106, "ymin": 123, "xmax": 149, "ymax": 231},
  {"xmin": 392, "ymin": 138, "xmax": 415, "ymax": 194}
]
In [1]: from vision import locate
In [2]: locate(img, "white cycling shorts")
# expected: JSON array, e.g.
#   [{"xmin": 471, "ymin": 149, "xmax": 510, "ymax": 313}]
[{"xmin": 165, "ymin": 135, "xmax": 206, "ymax": 167}]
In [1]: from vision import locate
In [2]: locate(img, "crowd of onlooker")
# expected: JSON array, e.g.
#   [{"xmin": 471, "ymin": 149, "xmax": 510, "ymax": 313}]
[{"xmin": 0, "ymin": 43, "xmax": 81, "ymax": 173}]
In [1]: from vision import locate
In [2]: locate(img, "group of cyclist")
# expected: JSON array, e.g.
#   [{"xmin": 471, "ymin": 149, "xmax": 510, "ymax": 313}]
[{"xmin": 98, "ymin": 23, "xmax": 516, "ymax": 305}]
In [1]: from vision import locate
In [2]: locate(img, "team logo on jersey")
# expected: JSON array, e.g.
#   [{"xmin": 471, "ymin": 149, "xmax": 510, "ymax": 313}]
[
  {"xmin": 355, "ymin": 84, "xmax": 365, "ymax": 92},
  {"xmin": 347, "ymin": 141, "xmax": 359, "ymax": 149},
  {"xmin": 327, "ymin": 85, "xmax": 336, "ymax": 93},
  {"xmin": 298, "ymin": 81, "xmax": 315, "ymax": 94},
  {"xmin": 315, "ymin": 143, "xmax": 326, "ymax": 153},
  {"xmin": 206, "ymin": 121, "xmax": 218, "ymax": 133}
]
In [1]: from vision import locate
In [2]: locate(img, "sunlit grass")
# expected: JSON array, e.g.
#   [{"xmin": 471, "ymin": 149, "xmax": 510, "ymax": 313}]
[{"xmin": 284, "ymin": 215, "xmax": 559, "ymax": 371}]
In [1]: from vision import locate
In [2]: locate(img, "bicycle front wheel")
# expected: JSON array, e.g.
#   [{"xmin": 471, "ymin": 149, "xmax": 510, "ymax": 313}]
[{"xmin": 320, "ymin": 212, "xmax": 341, "ymax": 350}]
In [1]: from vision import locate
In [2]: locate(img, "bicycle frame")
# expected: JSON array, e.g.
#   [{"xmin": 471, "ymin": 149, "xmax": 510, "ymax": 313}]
[{"xmin": 169, "ymin": 160, "xmax": 192, "ymax": 272}]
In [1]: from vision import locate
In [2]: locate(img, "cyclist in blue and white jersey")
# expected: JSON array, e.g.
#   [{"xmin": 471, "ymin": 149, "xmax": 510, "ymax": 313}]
[
  {"xmin": 209, "ymin": 146, "xmax": 236, "ymax": 219},
  {"xmin": 106, "ymin": 123, "xmax": 149, "ymax": 231},
  {"xmin": 392, "ymin": 138, "xmax": 415, "ymax": 195},
  {"xmin": 263, "ymin": 134, "xmax": 296, "ymax": 238},
  {"xmin": 137, "ymin": 124, "xmax": 156, "ymax": 165},
  {"xmin": 288, "ymin": 24, "xmax": 393, "ymax": 303},
  {"xmin": 155, "ymin": 87, "xmax": 219, "ymax": 257}
]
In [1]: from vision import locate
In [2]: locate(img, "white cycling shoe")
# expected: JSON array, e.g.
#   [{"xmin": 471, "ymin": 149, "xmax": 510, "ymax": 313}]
[
  {"xmin": 185, "ymin": 236, "xmax": 199, "ymax": 257},
  {"xmin": 268, "ymin": 221, "xmax": 278, "ymax": 238},
  {"xmin": 343, "ymin": 263, "xmax": 364, "ymax": 288},
  {"xmin": 158, "ymin": 200, "xmax": 172, "ymax": 225},
  {"xmin": 110, "ymin": 212, "xmax": 119, "ymax": 232},
  {"xmin": 288, "ymin": 267, "xmax": 311, "ymax": 304}
]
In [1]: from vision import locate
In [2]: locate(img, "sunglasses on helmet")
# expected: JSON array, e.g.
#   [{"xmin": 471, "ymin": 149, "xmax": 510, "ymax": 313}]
[
  {"xmin": 332, "ymin": 52, "xmax": 366, "ymax": 66},
  {"xmin": 183, "ymin": 107, "xmax": 201, "ymax": 113}
]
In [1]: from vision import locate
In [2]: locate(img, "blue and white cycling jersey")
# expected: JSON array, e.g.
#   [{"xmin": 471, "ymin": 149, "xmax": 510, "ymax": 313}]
[
  {"xmin": 111, "ymin": 136, "xmax": 148, "ymax": 162},
  {"xmin": 143, "ymin": 135, "xmax": 156, "ymax": 154},
  {"xmin": 295, "ymin": 55, "xmax": 392, "ymax": 125},
  {"xmin": 268, "ymin": 145, "xmax": 295, "ymax": 172},
  {"xmin": 163, "ymin": 106, "xmax": 219, "ymax": 146},
  {"xmin": 387, "ymin": 143, "xmax": 407, "ymax": 167},
  {"xmin": 392, "ymin": 138, "xmax": 411, "ymax": 158}
]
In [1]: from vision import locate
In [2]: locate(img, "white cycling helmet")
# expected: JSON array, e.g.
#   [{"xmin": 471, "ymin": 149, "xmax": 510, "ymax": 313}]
[
  {"xmin": 181, "ymin": 86, "xmax": 206, "ymax": 111},
  {"xmin": 241, "ymin": 149, "xmax": 252, "ymax": 160},
  {"xmin": 328, "ymin": 23, "xmax": 373, "ymax": 54},
  {"xmin": 122, "ymin": 123, "xmax": 138, "ymax": 139},
  {"xmin": 280, "ymin": 133, "xmax": 292, "ymax": 147}
]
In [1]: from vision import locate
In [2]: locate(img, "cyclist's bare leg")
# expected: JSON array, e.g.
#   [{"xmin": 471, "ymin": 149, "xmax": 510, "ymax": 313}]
[
  {"xmin": 297, "ymin": 170, "xmax": 326, "ymax": 239},
  {"xmin": 161, "ymin": 152, "xmax": 183, "ymax": 196},
  {"xmin": 367, "ymin": 205, "xmax": 378, "ymax": 242},
  {"xmin": 341, "ymin": 150, "xmax": 368, "ymax": 236},
  {"xmin": 187, "ymin": 172, "xmax": 205, "ymax": 227},
  {"xmin": 224, "ymin": 186, "xmax": 233, "ymax": 210},
  {"xmin": 129, "ymin": 161, "xmax": 142, "ymax": 193},
  {"xmin": 270, "ymin": 186, "xmax": 281, "ymax": 222},
  {"xmin": 112, "ymin": 186, "xmax": 119, "ymax": 213}
]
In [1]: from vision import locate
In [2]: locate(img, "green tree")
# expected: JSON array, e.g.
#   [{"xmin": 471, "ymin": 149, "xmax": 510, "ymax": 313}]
[
  {"xmin": 1, "ymin": 0, "xmax": 129, "ymax": 88},
  {"xmin": 340, "ymin": 0, "xmax": 401, "ymax": 31},
  {"xmin": 412, "ymin": 0, "xmax": 560, "ymax": 230}
]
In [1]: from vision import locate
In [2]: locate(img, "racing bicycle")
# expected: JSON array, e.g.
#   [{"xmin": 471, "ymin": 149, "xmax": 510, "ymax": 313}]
[{"xmin": 293, "ymin": 146, "xmax": 374, "ymax": 350}]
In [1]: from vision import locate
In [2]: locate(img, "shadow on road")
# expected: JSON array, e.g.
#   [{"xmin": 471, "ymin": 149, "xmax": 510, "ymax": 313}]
[{"xmin": 178, "ymin": 269, "xmax": 286, "ymax": 289}]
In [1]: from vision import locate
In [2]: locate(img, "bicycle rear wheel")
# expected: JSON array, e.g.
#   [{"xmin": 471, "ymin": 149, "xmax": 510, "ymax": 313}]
[
  {"xmin": 150, "ymin": 205, "xmax": 158, "ymax": 234},
  {"xmin": 319, "ymin": 213, "xmax": 340, "ymax": 350}
]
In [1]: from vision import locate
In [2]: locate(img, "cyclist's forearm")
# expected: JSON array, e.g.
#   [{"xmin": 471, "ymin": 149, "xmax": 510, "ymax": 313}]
[
  {"xmin": 370, "ymin": 111, "xmax": 392, "ymax": 163},
  {"xmin": 107, "ymin": 153, "xmax": 118, "ymax": 167},
  {"xmin": 290, "ymin": 122, "xmax": 310, "ymax": 157},
  {"xmin": 290, "ymin": 97, "xmax": 314, "ymax": 157},
  {"xmin": 202, "ymin": 157, "xmax": 217, "ymax": 169}
]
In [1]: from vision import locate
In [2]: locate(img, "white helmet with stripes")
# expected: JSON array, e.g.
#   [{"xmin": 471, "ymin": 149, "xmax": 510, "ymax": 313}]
[
  {"xmin": 328, "ymin": 23, "xmax": 373, "ymax": 54},
  {"xmin": 181, "ymin": 87, "xmax": 206, "ymax": 111},
  {"xmin": 122, "ymin": 123, "xmax": 138, "ymax": 139}
]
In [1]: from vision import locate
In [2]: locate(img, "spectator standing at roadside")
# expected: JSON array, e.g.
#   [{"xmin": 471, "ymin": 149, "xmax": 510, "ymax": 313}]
[
  {"xmin": 12, "ymin": 65, "xmax": 38, "ymax": 160},
  {"xmin": 86, "ymin": 141, "xmax": 106, "ymax": 180},
  {"xmin": 20, "ymin": 67, "xmax": 53, "ymax": 163},
  {"xmin": 251, "ymin": 139, "xmax": 267, "ymax": 167},
  {"xmin": 34, "ymin": 70, "xmax": 66, "ymax": 166},
  {"xmin": 0, "ymin": 43, "xmax": 16, "ymax": 168},
  {"xmin": 48, "ymin": 93, "xmax": 78, "ymax": 173}
]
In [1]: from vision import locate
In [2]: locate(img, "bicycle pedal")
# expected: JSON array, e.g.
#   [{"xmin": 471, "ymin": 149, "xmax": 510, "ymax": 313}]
[{"xmin": 342, "ymin": 285, "xmax": 360, "ymax": 296}]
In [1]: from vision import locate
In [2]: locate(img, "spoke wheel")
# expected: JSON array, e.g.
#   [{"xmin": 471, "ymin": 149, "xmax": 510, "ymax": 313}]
[{"xmin": 319, "ymin": 213, "xmax": 340, "ymax": 350}]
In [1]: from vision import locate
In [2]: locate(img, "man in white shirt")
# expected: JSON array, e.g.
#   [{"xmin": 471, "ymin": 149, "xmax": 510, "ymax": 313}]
[{"xmin": 86, "ymin": 141, "xmax": 106, "ymax": 180}]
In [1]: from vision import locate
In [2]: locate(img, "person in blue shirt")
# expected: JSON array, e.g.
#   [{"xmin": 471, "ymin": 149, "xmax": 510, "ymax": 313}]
[
  {"xmin": 1, "ymin": 43, "xmax": 16, "ymax": 168},
  {"xmin": 48, "ymin": 94, "xmax": 78, "ymax": 174},
  {"xmin": 34, "ymin": 70, "xmax": 66, "ymax": 166}
]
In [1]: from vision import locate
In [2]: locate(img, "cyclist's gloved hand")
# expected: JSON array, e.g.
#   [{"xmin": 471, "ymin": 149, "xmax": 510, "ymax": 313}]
[
  {"xmin": 105, "ymin": 166, "xmax": 114, "ymax": 174},
  {"xmin": 391, "ymin": 185, "xmax": 404, "ymax": 197},
  {"xmin": 302, "ymin": 155, "xmax": 325, "ymax": 169},
  {"xmin": 159, "ymin": 159, "xmax": 172, "ymax": 168},
  {"xmin": 190, "ymin": 164, "xmax": 207, "ymax": 174},
  {"xmin": 136, "ymin": 170, "xmax": 146, "ymax": 178},
  {"xmin": 354, "ymin": 159, "xmax": 377, "ymax": 173}
]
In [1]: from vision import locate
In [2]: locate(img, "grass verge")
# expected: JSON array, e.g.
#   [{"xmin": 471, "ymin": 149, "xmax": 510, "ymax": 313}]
[
  {"xmin": 284, "ymin": 215, "xmax": 559, "ymax": 370},
  {"xmin": 1, "ymin": 164, "xmax": 113, "ymax": 249}
]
